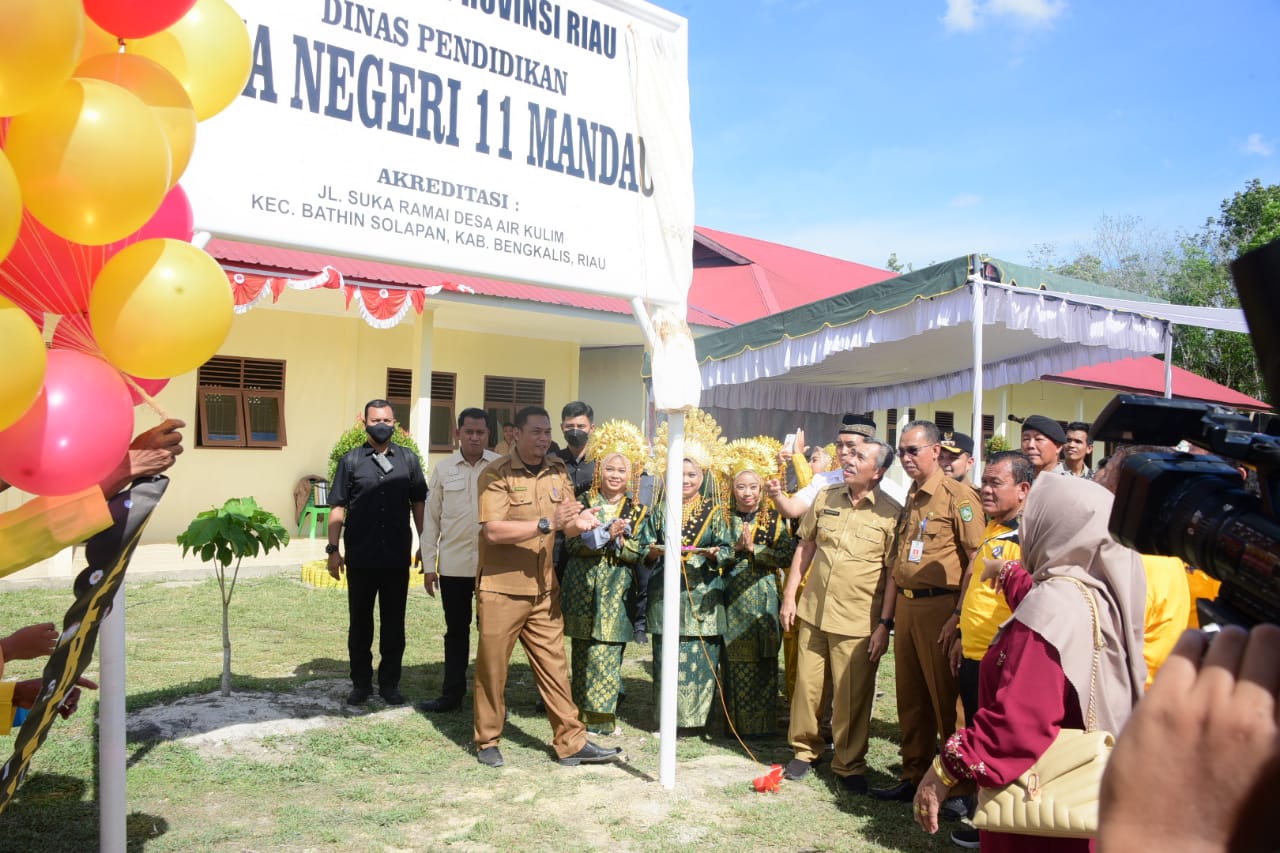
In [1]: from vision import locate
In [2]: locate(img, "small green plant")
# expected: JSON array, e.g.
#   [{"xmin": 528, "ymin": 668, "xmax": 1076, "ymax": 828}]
[
  {"xmin": 326, "ymin": 420, "xmax": 423, "ymax": 484},
  {"xmin": 177, "ymin": 497, "xmax": 289, "ymax": 697},
  {"xmin": 985, "ymin": 434, "xmax": 1013, "ymax": 456}
]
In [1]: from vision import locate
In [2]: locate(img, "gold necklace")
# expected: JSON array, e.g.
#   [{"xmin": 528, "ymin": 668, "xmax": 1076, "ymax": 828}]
[{"xmin": 681, "ymin": 493, "xmax": 704, "ymax": 532}]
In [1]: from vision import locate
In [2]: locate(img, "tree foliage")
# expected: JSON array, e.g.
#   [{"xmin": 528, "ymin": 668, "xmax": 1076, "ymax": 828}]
[
  {"xmin": 177, "ymin": 497, "xmax": 289, "ymax": 696},
  {"xmin": 1027, "ymin": 181, "xmax": 1279, "ymax": 404}
]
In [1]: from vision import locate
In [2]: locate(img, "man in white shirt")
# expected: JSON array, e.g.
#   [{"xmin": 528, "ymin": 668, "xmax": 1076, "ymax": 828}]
[{"xmin": 418, "ymin": 408, "xmax": 500, "ymax": 713}]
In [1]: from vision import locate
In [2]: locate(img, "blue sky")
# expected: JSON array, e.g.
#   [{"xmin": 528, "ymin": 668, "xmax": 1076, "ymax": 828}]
[{"xmin": 665, "ymin": 0, "xmax": 1280, "ymax": 270}]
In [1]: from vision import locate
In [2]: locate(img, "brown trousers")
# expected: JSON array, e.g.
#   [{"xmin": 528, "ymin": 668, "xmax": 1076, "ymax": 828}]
[
  {"xmin": 474, "ymin": 589, "xmax": 586, "ymax": 759},
  {"xmin": 789, "ymin": 620, "xmax": 879, "ymax": 776},
  {"xmin": 894, "ymin": 591, "xmax": 971, "ymax": 793}
]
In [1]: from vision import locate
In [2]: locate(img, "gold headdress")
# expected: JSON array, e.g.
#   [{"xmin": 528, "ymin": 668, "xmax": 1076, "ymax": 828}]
[
  {"xmin": 724, "ymin": 436, "xmax": 783, "ymax": 482},
  {"xmin": 647, "ymin": 408, "xmax": 728, "ymax": 477},
  {"xmin": 584, "ymin": 419, "xmax": 647, "ymax": 497},
  {"xmin": 723, "ymin": 436, "xmax": 783, "ymax": 514}
]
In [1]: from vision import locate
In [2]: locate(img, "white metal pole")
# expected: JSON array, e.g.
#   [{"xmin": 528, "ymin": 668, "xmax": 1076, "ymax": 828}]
[
  {"xmin": 1163, "ymin": 322, "xmax": 1174, "ymax": 398},
  {"xmin": 99, "ymin": 586, "xmax": 127, "ymax": 853},
  {"xmin": 659, "ymin": 413, "xmax": 684, "ymax": 789},
  {"xmin": 969, "ymin": 258, "xmax": 986, "ymax": 473}
]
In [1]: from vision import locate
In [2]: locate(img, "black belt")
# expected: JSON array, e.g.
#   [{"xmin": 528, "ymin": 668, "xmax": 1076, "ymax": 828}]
[{"xmin": 898, "ymin": 586, "xmax": 956, "ymax": 599}]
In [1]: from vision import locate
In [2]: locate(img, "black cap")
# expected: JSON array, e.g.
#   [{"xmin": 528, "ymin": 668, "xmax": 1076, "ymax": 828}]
[
  {"xmin": 940, "ymin": 432, "xmax": 974, "ymax": 455},
  {"xmin": 838, "ymin": 413, "xmax": 876, "ymax": 438},
  {"xmin": 1021, "ymin": 415, "xmax": 1067, "ymax": 444}
]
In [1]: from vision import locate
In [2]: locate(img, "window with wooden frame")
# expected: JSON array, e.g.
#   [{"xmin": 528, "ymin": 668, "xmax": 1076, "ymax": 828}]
[
  {"xmin": 887, "ymin": 408, "xmax": 898, "ymax": 449},
  {"xmin": 935, "ymin": 411, "xmax": 955, "ymax": 434},
  {"xmin": 196, "ymin": 356, "xmax": 286, "ymax": 448},
  {"xmin": 427, "ymin": 372, "xmax": 457, "ymax": 452},
  {"xmin": 386, "ymin": 368, "xmax": 414, "ymax": 429},
  {"xmin": 483, "ymin": 375, "xmax": 546, "ymax": 449}
]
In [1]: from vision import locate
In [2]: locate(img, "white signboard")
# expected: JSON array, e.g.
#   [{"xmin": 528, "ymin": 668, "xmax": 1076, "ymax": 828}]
[{"xmin": 184, "ymin": 0, "xmax": 693, "ymax": 305}]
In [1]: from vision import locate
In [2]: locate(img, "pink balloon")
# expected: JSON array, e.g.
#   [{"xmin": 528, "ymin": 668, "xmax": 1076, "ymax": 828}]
[
  {"xmin": 0, "ymin": 350, "xmax": 134, "ymax": 496},
  {"xmin": 85, "ymin": 0, "xmax": 197, "ymax": 39},
  {"xmin": 0, "ymin": 185, "xmax": 194, "ymax": 318},
  {"xmin": 50, "ymin": 313, "xmax": 170, "ymax": 405}
]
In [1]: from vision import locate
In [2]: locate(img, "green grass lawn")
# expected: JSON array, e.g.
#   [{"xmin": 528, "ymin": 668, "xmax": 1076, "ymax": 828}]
[{"xmin": 0, "ymin": 575, "xmax": 959, "ymax": 852}]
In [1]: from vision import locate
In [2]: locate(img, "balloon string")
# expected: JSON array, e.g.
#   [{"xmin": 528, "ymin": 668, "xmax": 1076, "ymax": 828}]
[{"xmin": 122, "ymin": 374, "xmax": 172, "ymax": 421}]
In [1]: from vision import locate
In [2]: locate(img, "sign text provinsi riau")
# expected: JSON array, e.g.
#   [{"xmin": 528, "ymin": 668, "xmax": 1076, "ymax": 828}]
[{"xmin": 183, "ymin": 0, "xmax": 693, "ymax": 304}]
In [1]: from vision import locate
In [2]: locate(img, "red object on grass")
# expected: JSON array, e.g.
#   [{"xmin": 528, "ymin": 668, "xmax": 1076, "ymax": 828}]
[{"xmin": 751, "ymin": 764, "xmax": 784, "ymax": 793}]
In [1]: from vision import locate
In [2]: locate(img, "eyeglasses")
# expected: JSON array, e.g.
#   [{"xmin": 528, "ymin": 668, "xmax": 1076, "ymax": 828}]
[{"xmin": 898, "ymin": 443, "xmax": 937, "ymax": 457}]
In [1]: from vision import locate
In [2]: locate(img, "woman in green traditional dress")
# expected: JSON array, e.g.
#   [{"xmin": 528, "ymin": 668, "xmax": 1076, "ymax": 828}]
[
  {"xmin": 561, "ymin": 421, "xmax": 650, "ymax": 735},
  {"xmin": 723, "ymin": 438, "xmax": 795, "ymax": 738},
  {"xmin": 643, "ymin": 410, "xmax": 734, "ymax": 731}
]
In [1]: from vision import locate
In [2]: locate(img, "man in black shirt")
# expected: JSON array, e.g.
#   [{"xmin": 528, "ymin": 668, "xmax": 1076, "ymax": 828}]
[
  {"xmin": 553, "ymin": 400, "xmax": 596, "ymax": 496},
  {"xmin": 327, "ymin": 399, "xmax": 428, "ymax": 706}
]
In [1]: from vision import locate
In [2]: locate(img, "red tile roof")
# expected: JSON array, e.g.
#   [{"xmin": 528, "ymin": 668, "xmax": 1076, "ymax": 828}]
[
  {"xmin": 208, "ymin": 238, "xmax": 733, "ymax": 326},
  {"xmin": 690, "ymin": 226, "xmax": 894, "ymax": 325},
  {"xmin": 1044, "ymin": 357, "xmax": 1269, "ymax": 411},
  {"xmin": 209, "ymin": 225, "xmax": 896, "ymax": 330}
]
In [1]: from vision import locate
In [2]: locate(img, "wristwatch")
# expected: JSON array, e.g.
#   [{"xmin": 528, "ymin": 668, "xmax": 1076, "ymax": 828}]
[
  {"xmin": 878, "ymin": 617, "xmax": 895, "ymax": 631},
  {"xmin": 325, "ymin": 544, "xmax": 339, "ymax": 554},
  {"xmin": 537, "ymin": 517, "xmax": 551, "ymax": 535}
]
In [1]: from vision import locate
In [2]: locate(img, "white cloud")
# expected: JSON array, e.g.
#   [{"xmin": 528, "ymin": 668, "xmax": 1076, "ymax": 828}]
[
  {"xmin": 942, "ymin": 0, "xmax": 1066, "ymax": 32},
  {"xmin": 1242, "ymin": 133, "xmax": 1274, "ymax": 157},
  {"xmin": 942, "ymin": 0, "xmax": 979, "ymax": 31},
  {"xmin": 988, "ymin": 0, "xmax": 1066, "ymax": 26},
  {"xmin": 950, "ymin": 194, "xmax": 984, "ymax": 208}
]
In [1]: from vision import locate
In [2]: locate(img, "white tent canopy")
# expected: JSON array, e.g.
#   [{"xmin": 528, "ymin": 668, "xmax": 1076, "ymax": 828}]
[{"xmin": 692, "ymin": 254, "xmax": 1248, "ymax": 467}]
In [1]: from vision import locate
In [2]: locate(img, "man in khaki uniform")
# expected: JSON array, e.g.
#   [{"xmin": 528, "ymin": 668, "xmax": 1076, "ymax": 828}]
[
  {"xmin": 473, "ymin": 406, "xmax": 622, "ymax": 769},
  {"xmin": 779, "ymin": 438, "xmax": 901, "ymax": 792},
  {"xmin": 871, "ymin": 420, "xmax": 985, "ymax": 802}
]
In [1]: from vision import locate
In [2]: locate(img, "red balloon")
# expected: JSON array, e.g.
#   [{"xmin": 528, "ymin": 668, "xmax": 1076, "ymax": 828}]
[
  {"xmin": 0, "ymin": 349, "xmax": 134, "ymax": 496},
  {"xmin": 0, "ymin": 184, "xmax": 194, "ymax": 318},
  {"xmin": 50, "ymin": 313, "xmax": 170, "ymax": 406},
  {"xmin": 84, "ymin": 0, "xmax": 197, "ymax": 40}
]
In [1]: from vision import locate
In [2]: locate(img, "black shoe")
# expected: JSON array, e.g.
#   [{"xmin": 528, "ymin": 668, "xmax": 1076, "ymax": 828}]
[
  {"xmin": 346, "ymin": 686, "xmax": 372, "ymax": 705},
  {"xmin": 379, "ymin": 688, "xmax": 406, "ymax": 705},
  {"xmin": 782, "ymin": 758, "xmax": 812, "ymax": 781},
  {"xmin": 950, "ymin": 827, "xmax": 980, "ymax": 849},
  {"xmin": 417, "ymin": 696, "xmax": 462, "ymax": 713},
  {"xmin": 869, "ymin": 779, "xmax": 918, "ymax": 801},
  {"xmin": 476, "ymin": 746, "xmax": 504, "ymax": 767},
  {"xmin": 838, "ymin": 774, "xmax": 868, "ymax": 794},
  {"xmin": 940, "ymin": 794, "xmax": 975, "ymax": 821},
  {"xmin": 558, "ymin": 740, "xmax": 622, "ymax": 766}
]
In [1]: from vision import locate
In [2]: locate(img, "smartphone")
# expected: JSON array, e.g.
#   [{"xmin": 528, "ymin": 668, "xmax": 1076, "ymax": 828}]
[{"xmin": 783, "ymin": 433, "xmax": 797, "ymax": 453}]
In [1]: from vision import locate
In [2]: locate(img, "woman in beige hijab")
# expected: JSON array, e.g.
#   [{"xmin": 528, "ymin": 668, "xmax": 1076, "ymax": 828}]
[{"xmin": 912, "ymin": 473, "xmax": 1146, "ymax": 851}]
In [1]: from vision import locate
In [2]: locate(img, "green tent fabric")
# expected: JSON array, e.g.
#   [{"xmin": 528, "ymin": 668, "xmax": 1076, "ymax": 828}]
[
  {"xmin": 692, "ymin": 255, "xmax": 1159, "ymax": 365},
  {"xmin": 683, "ymin": 254, "xmax": 1182, "ymax": 415}
]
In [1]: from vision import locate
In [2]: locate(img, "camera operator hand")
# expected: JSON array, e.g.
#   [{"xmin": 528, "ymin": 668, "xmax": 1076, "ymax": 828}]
[{"xmin": 1099, "ymin": 624, "xmax": 1280, "ymax": 853}]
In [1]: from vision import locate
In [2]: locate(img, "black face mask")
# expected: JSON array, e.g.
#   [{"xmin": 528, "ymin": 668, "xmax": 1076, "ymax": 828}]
[
  {"xmin": 564, "ymin": 428, "xmax": 589, "ymax": 448},
  {"xmin": 366, "ymin": 423, "xmax": 395, "ymax": 444}
]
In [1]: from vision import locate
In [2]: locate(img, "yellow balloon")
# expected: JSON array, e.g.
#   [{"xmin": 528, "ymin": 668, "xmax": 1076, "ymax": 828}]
[
  {"xmin": 5, "ymin": 78, "xmax": 172, "ymax": 246},
  {"xmin": 0, "ymin": 0, "xmax": 83, "ymax": 117},
  {"xmin": 128, "ymin": 0, "xmax": 252, "ymax": 122},
  {"xmin": 90, "ymin": 239, "xmax": 233, "ymax": 379},
  {"xmin": 77, "ymin": 13, "xmax": 121, "ymax": 66},
  {"xmin": 76, "ymin": 53, "xmax": 198, "ymax": 186},
  {"xmin": 0, "ymin": 294, "xmax": 47, "ymax": 431},
  {"xmin": 0, "ymin": 151, "xmax": 19, "ymax": 263}
]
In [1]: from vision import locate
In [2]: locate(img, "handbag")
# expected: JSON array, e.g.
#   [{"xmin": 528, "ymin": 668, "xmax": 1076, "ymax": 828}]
[{"xmin": 972, "ymin": 576, "xmax": 1113, "ymax": 839}]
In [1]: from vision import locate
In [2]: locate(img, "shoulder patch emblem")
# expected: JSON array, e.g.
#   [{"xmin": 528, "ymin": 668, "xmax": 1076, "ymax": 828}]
[{"xmin": 958, "ymin": 502, "xmax": 974, "ymax": 523}]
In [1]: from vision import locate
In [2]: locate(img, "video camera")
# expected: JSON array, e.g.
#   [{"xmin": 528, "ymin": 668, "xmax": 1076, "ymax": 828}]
[{"xmin": 1091, "ymin": 238, "xmax": 1280, "ymax": 627}]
